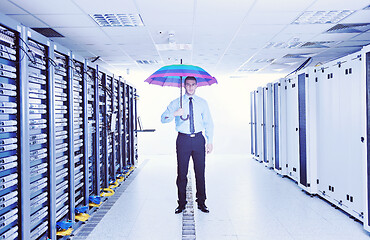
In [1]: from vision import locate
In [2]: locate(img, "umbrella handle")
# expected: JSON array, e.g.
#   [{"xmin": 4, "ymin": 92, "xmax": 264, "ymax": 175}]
[{"xmin": 180, "ymin": 115, "xmax": 189, "ymax": 121}]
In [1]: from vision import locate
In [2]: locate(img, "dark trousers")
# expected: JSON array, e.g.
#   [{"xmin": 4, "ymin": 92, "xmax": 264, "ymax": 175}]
[{"xmin": 176, "ymin": 132, "xmax": 206, "ymax": 206}]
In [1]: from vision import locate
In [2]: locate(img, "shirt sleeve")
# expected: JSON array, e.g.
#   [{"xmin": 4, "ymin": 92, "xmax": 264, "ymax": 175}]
[
  {"xmin": 161, "ymin": 100, "xmax": 177, "ymax": 123},
  {"xmin": 202, "ymin": 100, "xmax": 214, "ymax": 144}
]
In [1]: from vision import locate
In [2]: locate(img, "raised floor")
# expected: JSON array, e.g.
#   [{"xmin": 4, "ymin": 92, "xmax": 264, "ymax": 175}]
[{"xmin": 81, "ymin": 154, "xmax": 370, "ymax": 240}]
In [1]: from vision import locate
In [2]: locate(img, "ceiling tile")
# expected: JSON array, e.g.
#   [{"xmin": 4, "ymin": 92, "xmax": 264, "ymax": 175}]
[
  {"xmin": 0, "ymin": 0, "xmax": 27, "ymax": 14},
  {"xmin": 142, "ymin": 13, "xmax": 193, "ymax": 27},
  {"xmin": 74, "ymin": 0, "xmax": 139, "ymax": 14},
  {"xmin": 307, "ymin": 0, "xmax": 369, "ymax": 11},
  {"xmin": 243, "ymin": 11, "xmax": 301, "ymax": 25},
  {"xmin": 10, "ymin": 0, "xmax": 83, "ymax": 14},
  {"xmin": 136, "ymin": 0, "xmax": 193, "ymax": 14},
  {"xmin": 252, "ymin": 0, "xmax": 316, "ymax": 12},
  {"xmin": 53, "ymin": 27, "xmax": 102, "ymax": 37},
  {"xmin": 36, "ymin": 14, "xmax": 97, "ymax": 27},
  {"xmin": 340, "ymin": 10, "xmax": 370, "ymax": 23},
  {"xmin": 8, "ymin": 14, "xmax": 48, "ymax": 27}
]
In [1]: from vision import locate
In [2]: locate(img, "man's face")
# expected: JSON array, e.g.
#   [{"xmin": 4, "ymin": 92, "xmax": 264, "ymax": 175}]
[{"xmin": 185, "ymin": 79, "xmax": 197, "ymax": 95}]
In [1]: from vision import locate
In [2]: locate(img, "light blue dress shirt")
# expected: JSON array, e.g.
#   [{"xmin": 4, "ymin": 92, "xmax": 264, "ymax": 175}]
[{"xmin": 161, "ymin": 94, "xmax": 214, "ymax": 144}]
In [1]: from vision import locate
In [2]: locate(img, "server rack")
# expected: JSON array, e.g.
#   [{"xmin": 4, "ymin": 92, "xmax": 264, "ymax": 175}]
[
  {"xmin": 86, "ymin": 64, "xmax": 99, "ymax": 198},
  {"xmin": 272, "ymin": 82, "xmax": 280, "ymax": 174},
  {"xmin": 250, "ymin": 91, "xmax": 255, "ymax": 156},
  {"xmin": 97, "ymin": 70, "xmax": 108, "ymax": 190},
  {"xmin": 124, "ymin": 84, "xmax": 130, "ymax": 168},
  {"xmin": 105, "ymin": 74, "xmax": 114, "ymax": 187},
  {"xmin": 277, "ymin": 78, "xmax": 288, "ymax": 176},
  {"xmin": 297, "ymin": 70, "xmax": 317, "ymax": 195},
  {"xmin": 364, "ymin": 45, "xmax": 370, "ymax": 232},
  {"xmin": 71, "ymin": 53, "xmax": 89, "ymax": 216},
  {"xmin": 118, "ymin": 80, "xmax": 125, "ymax": 173},
  {"xmin": 264, "ymin": 83, "xmax": 273, "ymax": 168},
  {"xmin": 51, "ymin": 43, "xmax": 74, "ymax": 238},
  {"xmin": 316, "ymin": 51, "xmax": 365, "ymax": 221},
  {"xmin": 285, "ymin": 76, "xmax": 299, "ymax": 181},
  {"xmin": 24, "ymin": 28, "xmax": 54, "ymax": 240},
  {"xmin": 0, "ymin": 19, "xmax": 20, "ymax": 240},
  {"xmin": 255, "ymin": 87, "xmax": 263, "ymax": 162},
  {"xmin": 133, "ymin": 88, "xmax": 138, "ymax": 165},
  {"xmin": 0, "ymin": 13, "xmax": 140, "ymax": 239},
  {"xmin": 112, "ymin": 77, "xmax": 120, "ymax": 179}
]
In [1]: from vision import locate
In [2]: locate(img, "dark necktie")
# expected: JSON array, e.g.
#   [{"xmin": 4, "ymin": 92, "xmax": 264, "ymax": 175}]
[{"xmin": 189, "ymin": 97, "xmax": 195, "ymax": 133}]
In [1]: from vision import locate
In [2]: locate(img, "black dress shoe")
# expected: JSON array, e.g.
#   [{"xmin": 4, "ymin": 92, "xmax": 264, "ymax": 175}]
[
  {"xmin": 198, "ymin": 203, "xmax": 209, "ymax": 213},
  {"xmin": 175, "ymin": 205, "xmax": 186, "ymax": 214}
]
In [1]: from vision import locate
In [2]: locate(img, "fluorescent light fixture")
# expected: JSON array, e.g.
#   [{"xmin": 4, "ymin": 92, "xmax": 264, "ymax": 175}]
[
  {"xmin": 90, "ymin": 14, "xmax": 144, "ymax": 27},
  {"xmin": 292, "ymin": 10, "xmax": 354, "ymax": 24},
  {"xmin": 136, "ymin": 60, "xmax": 158, "ymax": 65}
]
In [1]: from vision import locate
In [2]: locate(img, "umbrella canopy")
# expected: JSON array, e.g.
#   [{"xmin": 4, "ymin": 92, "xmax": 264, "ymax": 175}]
[
  {"xmin": 144, "ymin": 64, "xmax": 217, "ymax": 87},
  {"xmin": 145, "ymin": 62, "xmax": 217, "ymax": 120}
]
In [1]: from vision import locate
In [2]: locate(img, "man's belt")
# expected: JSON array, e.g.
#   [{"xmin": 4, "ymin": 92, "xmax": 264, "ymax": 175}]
[{"xmin": 178, "ymin": 132, "xmax": 202, "ymax": 138}]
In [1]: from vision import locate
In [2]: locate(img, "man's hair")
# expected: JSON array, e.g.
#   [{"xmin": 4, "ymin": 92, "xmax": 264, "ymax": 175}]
[{"xmin": 184, "ymin": 76, "xmax": 197, "ymax": 84}]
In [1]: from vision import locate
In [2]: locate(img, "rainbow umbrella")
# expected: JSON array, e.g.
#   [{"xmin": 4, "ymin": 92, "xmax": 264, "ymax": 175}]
[{"xmin": 145, "ymin": 61, "xmax": 217, "ymax": 120}]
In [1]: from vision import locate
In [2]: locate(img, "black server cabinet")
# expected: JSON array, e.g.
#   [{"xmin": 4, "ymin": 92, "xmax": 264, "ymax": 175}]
[
  {"xmin": 97, "ymin": 70, "xmax": 109, "ymax": 190},
  {"xmin": 86, "ymin": 66, "xmax": 98, "ymax": 197},
  {"xmin": 0, "ymin": 23, "xmax": 19, "ymax": 240},
  {"xmin": 119, "ymin": 81, "xmax": 127, "ymax": 171},
  {"xmin": 105, "ymin": 74, "xmax": 114, "ymax": 186},
  {"xmin": 112, "ymin": 77, "xmax": 120, "ymax": 179},
  {"xmin": 128, "ymin": 86, "xmax": 134, "ymax": 167},
  {"xmin": 71, "ymin": 57, "xmax": 88, "ymax": 210},
  {"xmin": 25, "ymin": 31, "xmax": 53, "ymax": 240},
  {"xmin": 52, "ymin": 48, "xmax": 72, "ymax": 229},
  {"xmin": 133, "ymin": 88, "xmax": 138, "ymax": 164}
]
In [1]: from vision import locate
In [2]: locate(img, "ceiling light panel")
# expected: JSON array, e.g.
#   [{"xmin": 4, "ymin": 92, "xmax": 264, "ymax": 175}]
[
  {"xmin": 90, "ymin": 14, "xmax": 144, "ymax": 27},
  {"xmin": 292, "ymin": 10, "xmax": 354, "ymax": 24}
]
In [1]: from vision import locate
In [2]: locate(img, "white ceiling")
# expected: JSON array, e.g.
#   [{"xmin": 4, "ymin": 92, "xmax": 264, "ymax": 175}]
[{"xmin": 0, "ymin": 0, "xmax": 369, "ymax": 78}]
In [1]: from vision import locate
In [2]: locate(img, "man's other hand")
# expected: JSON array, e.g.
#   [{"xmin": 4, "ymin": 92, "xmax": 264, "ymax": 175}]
[
  {"xmin": 206, "ymin": 144, "xmax": 213, "ymax": 154},
  {"xmin": 174, "ymin": 108, "xmax": 184, "ymax": 117}
]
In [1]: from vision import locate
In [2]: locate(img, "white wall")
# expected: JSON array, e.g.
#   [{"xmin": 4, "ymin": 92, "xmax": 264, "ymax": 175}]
[{"xmin": 125, "ymin": 71, "xmax": 284, "ymax": 156}]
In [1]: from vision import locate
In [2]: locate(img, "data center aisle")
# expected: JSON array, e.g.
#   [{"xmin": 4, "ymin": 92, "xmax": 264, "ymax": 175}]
[{"xmin": 84, "ymin": 155, "xmax": 370, "ymax": 240}]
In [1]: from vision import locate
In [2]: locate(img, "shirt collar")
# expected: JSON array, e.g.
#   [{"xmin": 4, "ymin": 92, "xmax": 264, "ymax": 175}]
[{"xmin": 184, "ymin": 94, "xmax": 196, "ymax": 100}]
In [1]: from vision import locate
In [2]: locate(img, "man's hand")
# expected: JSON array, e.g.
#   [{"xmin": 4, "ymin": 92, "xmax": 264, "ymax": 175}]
[
  {"xmin": 206, "ymin": 144, "xmax": 213, "ymax": 154},
  {"xmin": 174, "ymin": 108, "xmax": 184, "ymax": 117}
]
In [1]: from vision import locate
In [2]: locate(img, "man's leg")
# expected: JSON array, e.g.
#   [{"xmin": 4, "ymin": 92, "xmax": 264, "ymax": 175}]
[
  {"xmin": 192, "ymin": 134, "xmax": 206, "ymax": 204},
  {"xmin": 176, "ymin": 134, "xmax": 192, "ymax": 206}
]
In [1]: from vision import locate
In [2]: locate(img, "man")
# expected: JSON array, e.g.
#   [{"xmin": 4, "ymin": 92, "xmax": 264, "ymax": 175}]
[{"xmin": 161, "ymin": 76, "xmax": 214, "ymax": 214}]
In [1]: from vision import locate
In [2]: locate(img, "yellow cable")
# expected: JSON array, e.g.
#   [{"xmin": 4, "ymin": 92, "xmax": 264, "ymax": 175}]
[
  {"xmin": 89, "ymin": 202, "xmax": 101, "ymax": 207},
  {"xmin": 75, "ymin": 213, "xmax": 90, "ymax": 222},
  {"xmin": 109, "ymin": 180, "xmax": 119, "ymax": 189},
  {"xmin": 56, "ymin": 228, "xmax": 73, "ymax": 236},
  {"xmin": 100, "ymin": 188, "xmax": 115, "ymax": 197}
]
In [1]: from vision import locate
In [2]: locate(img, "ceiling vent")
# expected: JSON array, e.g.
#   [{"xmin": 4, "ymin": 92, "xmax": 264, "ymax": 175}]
[
  {"xmin": 292, "ymin": 10, "xmax": 354, "ymax": 24},
  {"xmin": 136, "ymin": 60, "xmax": 158, "ymax": 65},
  {"xmin": 325, "ymin": 23, "xmax": 370, "ymax": 33},
  {"xmin": 300, "ymin": 41, "xmax": 333, "ymax": 48},
  {"xmin": 32, "ymin": 28, "xmax": 64, "ymax": 37},
  {"xmin": 90, "ymin": 14, "xmax": 144, "ymax": 27}
]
